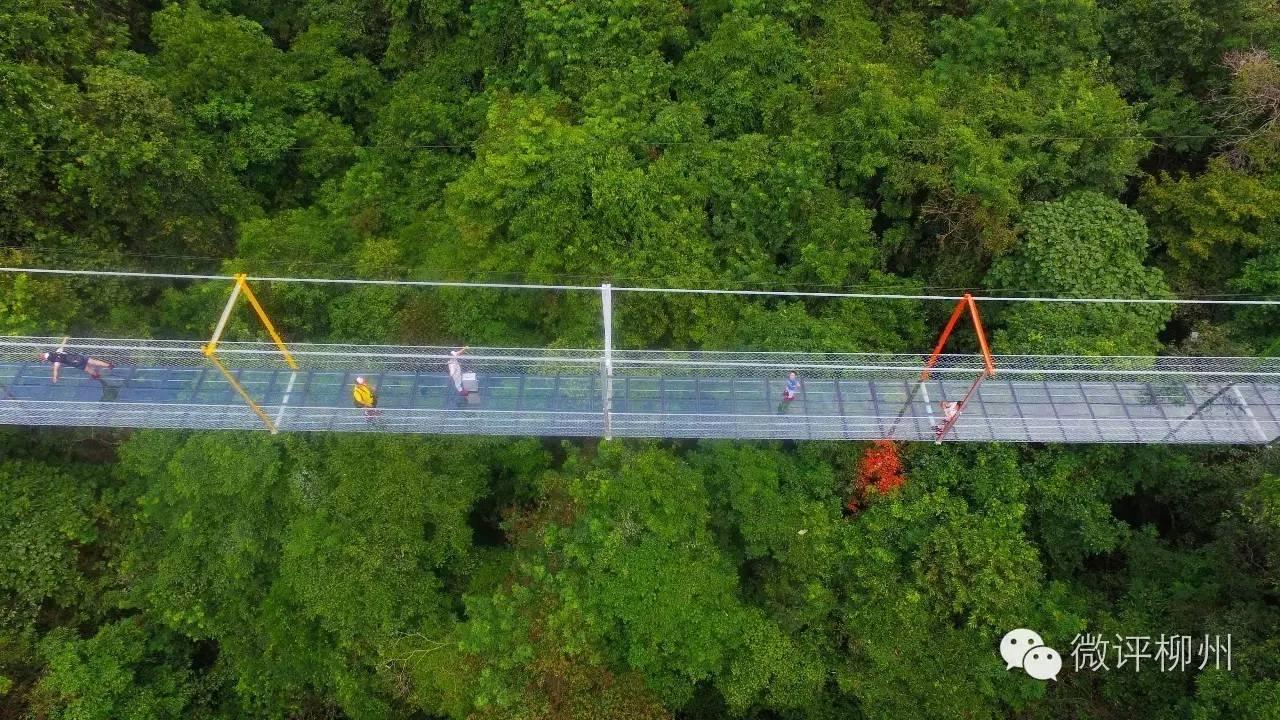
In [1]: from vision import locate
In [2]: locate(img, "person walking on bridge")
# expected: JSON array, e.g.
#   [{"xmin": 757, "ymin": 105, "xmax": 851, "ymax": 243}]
[
  {"xmin": 352, "ymin": 376, "xmax": 380, "ymax": 421},
  {"xmin": 40, "ymin": 348, "xmax": 114, "ymax": 383},
  {"xmin": 934, "ymin": 400, "xmax": 960, "ymax": 439},
  {"xmin": 777, "ymin": 370, "xmax": 801, "ymax": 414},
  {"xmin": 447, "ymin": 346, "xmax": 471, "ymax": 397}
]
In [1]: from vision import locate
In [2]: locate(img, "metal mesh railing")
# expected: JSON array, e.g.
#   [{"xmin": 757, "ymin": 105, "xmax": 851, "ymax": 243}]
[
  {"xmin": 7, "ymin": 338, "xmax": 1280, "ymax": 381},
  {"xmin": 0, "ymin": 337, "xmax": 603, "ymax": 374},
  {"xmin": 615, "ymin": 350, "xmax": 1280, "ymax": 383}
]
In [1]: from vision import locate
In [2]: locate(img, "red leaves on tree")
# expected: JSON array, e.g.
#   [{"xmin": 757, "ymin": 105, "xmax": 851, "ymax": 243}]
[{"xmin": 847, "ymin": 440, "xmax": 906, "ymax": 513}]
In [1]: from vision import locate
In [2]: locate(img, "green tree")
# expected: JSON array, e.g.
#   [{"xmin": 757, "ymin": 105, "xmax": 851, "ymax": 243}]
[
  {"xmin": 934, "ymin": 0, "xmax": 1105, "ymax": 77},
  {"xmin": 675, "ymin": 12, "xmax": 808, "ymax": 137},
  {"xmin": 986, "ymin": 191, "xmax": 1173, "ymax": 354},
  {"xmin": 832, "ymin": 443, "xmax": 1084, "ymax": 719},
  {"xmin": 1141, "ymin": 157, "xmax": 1280, "ymax": 291},
  {"xmin": 0, "ymin": 460, "xmax": 98, "ymax": 638},
  {"xmin": 31, "ymin": 620, "xmax": 195, "ymax": 720}
]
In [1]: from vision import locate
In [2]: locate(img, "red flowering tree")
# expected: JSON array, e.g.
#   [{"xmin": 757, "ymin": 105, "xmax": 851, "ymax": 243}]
[{"xmin": 847, "ymin": 440, "xmax": 906, "ymax": 513}]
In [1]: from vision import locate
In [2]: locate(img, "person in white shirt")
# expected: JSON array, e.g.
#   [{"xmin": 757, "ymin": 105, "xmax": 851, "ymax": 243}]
[
  {"xmin": 934, "ymin": 400, "xmax": 960, "ymax": 437},
  {"xmin": 447, "ymin": 346, "xmax": 470, "ymax": 396}
]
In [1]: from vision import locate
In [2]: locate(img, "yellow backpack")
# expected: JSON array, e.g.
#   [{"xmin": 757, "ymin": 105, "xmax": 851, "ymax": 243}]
[{"xmin": 352, "ymin": 383, "xmax": 375, "ymax": 407}]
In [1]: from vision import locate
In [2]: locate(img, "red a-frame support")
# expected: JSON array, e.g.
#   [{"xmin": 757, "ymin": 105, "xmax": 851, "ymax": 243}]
[
  {"xmin": 925, "ymin": 293, "xmax": 996, "ymax": 442},
  {"xmin": 886, "ymin": 293, "xmax": 998, "ymax": 442}
]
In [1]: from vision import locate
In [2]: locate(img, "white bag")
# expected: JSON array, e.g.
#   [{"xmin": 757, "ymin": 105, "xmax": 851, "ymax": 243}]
[{"xmin": 462, "ymin": 372, "xmax": 479, "ymax": 392}]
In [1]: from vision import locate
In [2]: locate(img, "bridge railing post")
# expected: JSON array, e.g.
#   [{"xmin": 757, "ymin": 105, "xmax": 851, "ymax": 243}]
[{"xmin": 602, "ymin": 283, "xmax": 613, "ymax": 440}]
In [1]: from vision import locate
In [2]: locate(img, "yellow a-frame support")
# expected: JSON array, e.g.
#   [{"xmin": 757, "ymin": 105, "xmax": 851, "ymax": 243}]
[{"xmin": 203, "ymin": 273, "xmax": 297, "ymax": 433}]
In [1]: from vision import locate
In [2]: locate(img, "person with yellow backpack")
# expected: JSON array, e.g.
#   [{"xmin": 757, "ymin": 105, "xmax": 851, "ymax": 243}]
[{"xmin": 352, "ymin": 376, "xmax": 380, "ymax": 421}]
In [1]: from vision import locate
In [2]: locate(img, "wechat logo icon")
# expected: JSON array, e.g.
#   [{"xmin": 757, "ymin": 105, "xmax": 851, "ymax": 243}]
[{"xmin": 1001, "ymin": 628, "xmax": 1062, "ymax": 681}]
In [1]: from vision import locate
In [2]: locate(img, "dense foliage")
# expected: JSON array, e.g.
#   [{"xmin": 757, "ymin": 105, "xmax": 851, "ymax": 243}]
[{"xmin": 3, "ymin": 0, "xmax": 1280, "ymax": 718}]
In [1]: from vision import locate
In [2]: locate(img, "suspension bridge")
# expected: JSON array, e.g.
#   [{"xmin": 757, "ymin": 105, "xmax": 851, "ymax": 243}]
[{"xmin": 3, "ymin": 267, "xmax": 1279, "ymax": 444}]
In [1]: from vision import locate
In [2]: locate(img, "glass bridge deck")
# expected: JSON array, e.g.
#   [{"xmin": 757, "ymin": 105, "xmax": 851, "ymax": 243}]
[{"xmin": 3, "ymin": 361, "xmax": 1278, "ymax": 443}]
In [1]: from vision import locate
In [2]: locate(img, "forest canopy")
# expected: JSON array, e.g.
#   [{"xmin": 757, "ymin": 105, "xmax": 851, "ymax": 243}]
[{"xmin": 3, "ymin": 0, "xmax": 1280, "ymax": 718}]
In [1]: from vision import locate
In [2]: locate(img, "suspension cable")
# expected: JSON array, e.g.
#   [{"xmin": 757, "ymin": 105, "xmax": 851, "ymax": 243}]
[{"xmin": 5, "ymin": 266, "xmax": 1280, "ymax": 306}]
